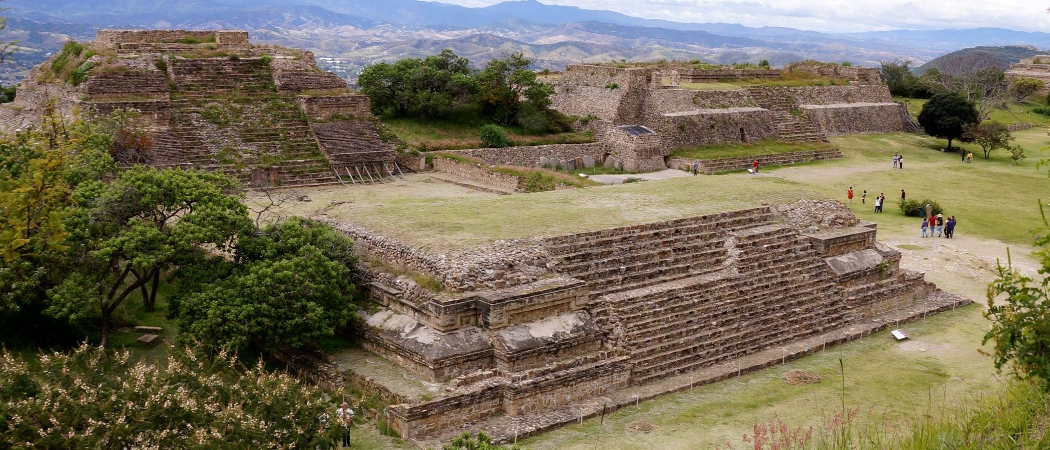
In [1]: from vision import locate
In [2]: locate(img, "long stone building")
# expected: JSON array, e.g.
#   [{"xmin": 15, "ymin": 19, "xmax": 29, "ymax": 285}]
[{"xmin": 1006, "ymin": 55, "xmax": 1050, "ymax": 95}]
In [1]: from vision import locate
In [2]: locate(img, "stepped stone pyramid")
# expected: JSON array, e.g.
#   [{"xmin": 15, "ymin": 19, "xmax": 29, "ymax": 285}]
[
  {"xmin": 0, "ymin": 29, "xmax": 399, "ymax": 188},
  {"xmin": 326, "ymin": 201, "xmax": 970, "ymax": 446}
]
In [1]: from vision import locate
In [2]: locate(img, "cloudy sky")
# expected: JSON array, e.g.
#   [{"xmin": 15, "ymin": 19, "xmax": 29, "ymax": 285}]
[{"xmin": 423, "ymin": 0, "xmax": 1050, "ymax": 32}]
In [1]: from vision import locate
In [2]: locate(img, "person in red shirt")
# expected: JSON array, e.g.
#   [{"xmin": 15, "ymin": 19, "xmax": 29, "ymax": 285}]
[
  {"xmin": 752, "ymin": 159, "xmax": 759, "ymax": 174},
  {"xmin": 847, "ymin": 187, "xmax": 854, "ymax": 203},
  {"xmin": 928, "ymin": 214, "xmax": 936, "ymax": 233}
]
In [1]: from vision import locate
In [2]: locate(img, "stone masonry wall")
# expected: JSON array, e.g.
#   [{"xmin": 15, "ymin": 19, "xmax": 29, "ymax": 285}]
[
  {"xmin": 95, "ymin": 29, "xmax": 249, "ymax": 47},
  {"xmin": 677, "ymin": 68, "xmax": 782, "ymax": 83},
  {"xmin": 659, "ymin": 108, "xmax": 777, "ymax": 149},
  {"xmin": 550, "ymin": 85, "xmax": 625, "ymax": 121},
  {"xmin": 296, "ymin": 95, "xmax": 370, "ymax": 120},
  {"xmin": 649, "ymin": 89, "xmax": 756, "ymax": 114},
  {"xmin": 783, "ymin": 85, "xmax": 893, "ymax": 105},
  {"xmin": 447, "ymin": 143, "xmax": 605, "ymax": 167},
  {"xmin": 667, "ymin": 148, "xmax": 844, "ymax": 174},
  {"xmin": 803, "ymin": 103, "xmax": 905, "ymax": 135},
  {"xmin": 432, "ymin": 157, "xmax": 521, "ymax": 192}
]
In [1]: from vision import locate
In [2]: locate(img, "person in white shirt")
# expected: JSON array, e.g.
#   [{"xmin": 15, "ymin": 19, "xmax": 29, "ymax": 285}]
[{"xmin": 336, "ymin": 402, "xmax": 354, "ymax": 447}]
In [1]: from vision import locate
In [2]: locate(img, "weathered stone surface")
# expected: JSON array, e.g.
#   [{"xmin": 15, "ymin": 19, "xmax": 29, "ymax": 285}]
[
  {"xmin": 581, "ymin": 156, "xmax": 595, "ymax": 168},
  {"xmin": 137, "ymin": 334, "xmax": 160, "ymax": 344},
  {"xmin": 134, "ymin": 326, "xmax": 162, "ymax": 333}
]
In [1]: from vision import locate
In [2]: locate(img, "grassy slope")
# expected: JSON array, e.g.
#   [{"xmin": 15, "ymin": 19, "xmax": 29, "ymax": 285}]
[
  {"xmin": 671, "ymin": 140, "xmax": 837, "ymax": 160},
  {"xmin": 383, "ymin": 117, "xmax": 594, "ymax": 151}
]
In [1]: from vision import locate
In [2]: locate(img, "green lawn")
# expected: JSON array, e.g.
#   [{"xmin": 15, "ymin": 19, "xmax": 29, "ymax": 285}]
[
  {"xmin": 896, "ymin": 96, "xmax": 1049, "ymax": 126},
  {"xmin": 671, "ymin": 140, "xmax": 837, "ymax": 160}
]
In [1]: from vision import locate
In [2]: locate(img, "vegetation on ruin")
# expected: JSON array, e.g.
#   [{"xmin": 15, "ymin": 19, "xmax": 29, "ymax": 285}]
[
  {"xmin": 382, "ymin": 113, "xmax": 595, "ymax": 151},
  {"xmin": 359, "ymin": 50, "xmax": 585, "ymax": 150},
  {"xmin": 670, "ymin": 140, "xmax": 837, "ymax": 160}
]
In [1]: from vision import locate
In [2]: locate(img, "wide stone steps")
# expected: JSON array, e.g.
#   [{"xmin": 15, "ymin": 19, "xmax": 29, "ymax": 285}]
[
  {"xmin": 554, "ymin": 241, "xmax": 727, "ymax": 276},
  {"xmin": 547, "ymin": 214, "xmax": 775, "ymax": 257},
  {"xmin": 631, "ymin": 308, "xmax": 844, "ymax": 384}
]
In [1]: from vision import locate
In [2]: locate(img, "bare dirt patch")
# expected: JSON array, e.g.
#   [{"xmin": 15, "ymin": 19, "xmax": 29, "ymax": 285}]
[
  {"xmin": 626, "ymin": 420, "xmax": 658, "ymax": 434},
  {"xmin": 783, "ymin": 369, "xmax": 822, "ymax": 386}
]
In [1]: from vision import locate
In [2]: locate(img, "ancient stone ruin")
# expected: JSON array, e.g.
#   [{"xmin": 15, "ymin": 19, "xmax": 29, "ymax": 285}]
[
  {"xmin": 1006, "ymin": 55, "xmax": 1050, "ymax": 95},
  {"xmin": 546, "ymin": 63, "xmax": 912, "ymax": 171},
  {"xmin": 327, "ymin": 200, "xmax": 969, "ymax": 447},
  {"xmin": 0, "ymin": 29, "xmax": 399, "ymax": 187}
]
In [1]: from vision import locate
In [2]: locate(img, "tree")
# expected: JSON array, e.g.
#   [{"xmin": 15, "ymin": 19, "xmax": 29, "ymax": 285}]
[
  {"xmin": 1009, "ymin": 145, "xmax": 1027, "ymax": 165},
  {"xmin": 174, "ymin": 218, "xmax": 358, "ymax": 354},
  {"xmin": 357, "ymin": 49, "xmax": 477, "ymax": 119},
  {"xmin": 917, "ymin": 92, "xmax": 980, "ymax": 150},
  {"xmin": 1009, "ymin": 77, "xmax": 1046, "ymax": 103},
  {"xmin": 920, "ymin": 53, "xmax": 1009, "ymax": 119},
  {"xmin": 47, "ymin": 167, "xmax": 250, "ymax": 347},
  {"xmin": 962, "ymin": 121, "xmax": 1014, "ymax": 159},
  {"xmin": 0, "ymin": 343, "xmax": 342, "ymax": 447},
  {"xmin": 476, "ymin": 52, "xmax": 554, "ymax": 129},
  {"xmin": 878, "ymin": 59, "xmax": 932, "ymax": 98},
  {"xmin": 984, "ymin": 206, "xmax": 1050, "ymax": 391}
]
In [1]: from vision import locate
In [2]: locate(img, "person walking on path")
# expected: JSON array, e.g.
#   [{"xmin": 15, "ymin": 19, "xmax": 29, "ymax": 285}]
[
  {"xmin": 928, "ymin": 214, "xmax": 936, "ymax": 235},
  {"xmin": 692, "ymin": 161, "xmax": 699, "ymax": 176},
  {"xmin": 936, "ymin": 214, "xmax": 944, "ymax": 237},
  {"xmin": 921, "ymin": 217, "xmax": 929, "ymax": 237},
  {"xmin": 862, "ymin": 190, "xmax": 867, "ymax": 204},
  {"xmin": 945, "ymin": 216, "xmax": 957, "ymax": 238},
  {"xmin": 752, "ymin": 159, "xmax": 759, "ymax": 174},
  {"xmin": 847, "ymin": 187, "xmax": 854, "ymax": 203},
  {"xmin": 336, "ymin": 402, "xmax": 354, "ymax": 448},
  {"xmin": 893, "ymin": 153, "xmax": 899, "ymax": 168}
]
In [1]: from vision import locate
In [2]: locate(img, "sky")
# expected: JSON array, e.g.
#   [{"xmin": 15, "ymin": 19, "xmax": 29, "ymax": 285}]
[{"xmin": 423, "ymin": 0, "xmax": 1050, "ymax": 33}]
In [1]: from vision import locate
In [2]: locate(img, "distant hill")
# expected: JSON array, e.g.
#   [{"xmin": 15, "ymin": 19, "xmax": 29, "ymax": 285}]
[{"xmin": 916, "ymin": 46, "xmax": 1044, "ymax": 74}]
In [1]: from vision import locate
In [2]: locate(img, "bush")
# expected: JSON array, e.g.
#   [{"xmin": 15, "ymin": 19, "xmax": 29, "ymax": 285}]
[
  {"xmin": 260, "ymin": 55, "xmax": 272, "ymax": 65},
  {"xmin": 519, "ymin": 171, "xmax": 556, "ymax": 192},
  {"xmin": 479, "ymin": 124, "xmax": 512, "ymax": 148},
  {"xmin": 898, "ymin": 198, "xmax": 944, "ymax": 217}
]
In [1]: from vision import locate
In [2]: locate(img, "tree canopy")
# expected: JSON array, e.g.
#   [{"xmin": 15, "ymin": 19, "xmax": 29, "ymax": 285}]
[
  {"xmin": 917, "ymin": 92, "xmax": 980, "ymax": 150},
  {"xmin": 962, "ymin": 121, "xmax": 1014, "ymax": 159},
  {"xmin": 358, "ymin": 50, "xmax": 566, "ymax": 134}
]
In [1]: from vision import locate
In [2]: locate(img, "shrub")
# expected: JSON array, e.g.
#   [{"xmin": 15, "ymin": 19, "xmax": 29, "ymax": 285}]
[
  {"xmin": 519, "ymin": 171, "xmax": 556, "ymax": 192},
  {"xmin": 546, "ymin": 108, "xmax": 574, "ymax": 133},
  {"xmin": 68, "ymin": 62, "xmax": 94, "ymax": 86},
  {"xmin": 260, "ymin": 55, "xmax": 272, "ymax": 65},
  {"xmin": 898, "ymin": 198, "xmax": 944, "ymax": 217},
  {"xmin": 1032, "ymin": 106, "xmax": 1050, "ymax": 117},
  {"xmin": 228, "ymin": 54, "xmax": 240, "ymax": 61},
  {"xmin": 604, "ymin": 82, "xmax": 619, "ymax": 89},
  {"xmin": 841, "ymin": 61, "xmax": 852, "ymax": 66},
  {"xmin": 479, "ymin": 124, "xmax": 512, "ymax": 148}
]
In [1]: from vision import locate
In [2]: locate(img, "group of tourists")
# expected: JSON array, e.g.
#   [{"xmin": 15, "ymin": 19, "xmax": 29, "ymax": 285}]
[{"xmin": 921, "ymin": 211, "xmax": 957, "ymax": 238}]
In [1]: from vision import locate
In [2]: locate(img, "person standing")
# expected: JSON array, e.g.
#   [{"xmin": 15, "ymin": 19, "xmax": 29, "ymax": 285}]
[
  {"xmin": 901, "ymin": 189, "xmax": 906, "ymax": 201},
  {"xmin": 898, "ymin": 154, "xmax": 903, "ymax": 169},
  {"xmin": 847, "ymin": 187, "xmax": 854, "ymax": 203},
  {"xmin": 921, "ymin": 217, "xmax": 929, "ymax": 238},
  {"xmin": 893, "ymin": 153, "xmax": 899, "ymax": 168},
  {"xmin": 752, "ymin": 159, "xmax": 759, "ymax": 174},
  {"xmin": 967, "ymin": 152, "xmax": 973, "ymax": 163},
  {"xmin": 935, "ymin": 214, "xmax": 944, "ymax": 237},
  {"xmin": 862, "ymin": 190, "xmax": 867, "ymax": 204},
  {"xmin": 928, "ymin": 214, "xmax": 936, "ymax": 235},
  {"xmin": 945, "ymin": 216, "xmax": 957, "ymax": 238},
  {"xmin": 962, "ymin": 148, "xmax": 967, "ymax": 162},
  {"xmin": 336, "ymin": 402, "xmax": 354, "ymax": 448},
  {"xmin": 878, "ymin": 193, "xmax": 885, "ymax": 213},
  {"xmin": 874, "ymin": 195, "xmax": 881, "ymax": 213},
  {"xmin": 924, "ymin": 203, "xmax": 932, "ymax": 219},
  {"xmin": 692, "ymin": 161, "xmax": 699, "ymax": 176}
]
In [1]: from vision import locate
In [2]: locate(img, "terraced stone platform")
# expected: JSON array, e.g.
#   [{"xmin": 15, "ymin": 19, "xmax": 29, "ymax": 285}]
[{"xmin": 334, "ymin": 202, "xmax": 962, "ymax": 446}]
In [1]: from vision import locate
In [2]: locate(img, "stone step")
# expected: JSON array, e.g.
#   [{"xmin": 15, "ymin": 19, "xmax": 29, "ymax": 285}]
[{"xmin": 547, "ymin": 215, "xmax": 775, "ymax": 257}]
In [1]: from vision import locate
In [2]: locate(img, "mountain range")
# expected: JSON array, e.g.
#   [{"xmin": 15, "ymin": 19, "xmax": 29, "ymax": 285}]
[{"xmin": 0, "ymin": 0, "xmax": 1047, "ymax": 82}]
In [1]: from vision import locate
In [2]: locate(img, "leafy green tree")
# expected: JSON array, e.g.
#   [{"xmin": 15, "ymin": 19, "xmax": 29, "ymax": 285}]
[
  {"xmin": 917, "ymin": 92, "xmax": 980, "ymax": 150},
  {"xmin": 476, "ymin": 52, "xmax": 554, "ymax": 128},
  {"xmin": 479, "ymin": 124, "xmax": 512, "ymax": 148},
  {"xmin": 0, "ymin": 113, "xmax": 117, "ymax": 345},
  {"xmin": 175, "ymin": 218, "xmax": 358, "ymax": 354},
  {"xmin": 47, "ymin": 167, "xmax": 250, "ymax": 347},
  {"xmin": 358, "ymin": 49, "xmax": 477, "ymax": 119},
  {"xmin": 0, "ymin": 343, "xmax": 342, "ymax": 447},
  {"xmin": 1009, "ymin": 77, "xmax": 1046, "ymax": 103},
  {"xmin": 984, "ymin": 206, "xmax": 1050, "ymax": 391},
  {"xmin": 962, "ymin": 121, "xmax": 1014, "ymax": 159}
]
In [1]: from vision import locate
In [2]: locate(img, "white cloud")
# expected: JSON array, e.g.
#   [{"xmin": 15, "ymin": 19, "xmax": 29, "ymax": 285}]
[{"xmin": 421, "ymin": 0, "xmax": 1050, "ymax": 32}]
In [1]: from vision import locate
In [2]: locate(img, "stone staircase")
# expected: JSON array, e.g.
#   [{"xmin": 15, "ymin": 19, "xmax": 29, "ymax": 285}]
[
  {"xmin": 744, "ymin": 86, "xmax": 828, "ymax": 143},
  {"xmin": 170, "ymin": 58, "xmax": 274, "ymax": 97}
]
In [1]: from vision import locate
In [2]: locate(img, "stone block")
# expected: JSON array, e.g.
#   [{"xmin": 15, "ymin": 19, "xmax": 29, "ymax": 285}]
[
  {"xmin": 134, "ymin": 326, "xmax": 163, "ymax": 333},
  {"xmin": 539, "ymin": 156, "xmax": 550, "ymax": 168},
  {"xmin": 558, "ymin": 159, "xmax": 568, "ymax": 170},
  {"xmin": 582, "ymin": 156, "xmax": 595, "ymax": 168},
  {"xmin": 573, "ymin": 157, "xmax": 585, "ymax": 169},
  {"xmin": 137, "ymin": 334, "xmax": 160, "ymax": 344},
  {"xmin": 565, "ymin": 159, "xmax": 577, "ymax": 171}
]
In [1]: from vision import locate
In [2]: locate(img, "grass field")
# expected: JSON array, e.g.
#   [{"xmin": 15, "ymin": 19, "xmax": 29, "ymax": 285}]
[
  {"xmin": 897, "ymin": 97, "xmax": 1048, "ymax": 126},
  {"xmin": 671, "ymin": 140, "xmax": 837, "ymax": 160},
  {"xmin": 261, "ymin": 130, "xmax": 1050, "ymax": 250}
]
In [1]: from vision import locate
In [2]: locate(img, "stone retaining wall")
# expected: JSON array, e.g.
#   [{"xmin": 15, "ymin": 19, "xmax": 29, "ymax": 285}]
[
  {"xmin": 296, "ymin": 94, "xmax": 370, "ymax": 120},
  {"xmin": 432, "ymin": 157, "xmax": 521, "ymax": 192},
  {"xmin": 802, "ymin": 103, "xmax": 906, "ymax": 135},
  {"xmin": 446, "ymin": 143, "xmax": 604, "ymax": 168},
  {"xmin": 660, "ymin": 108, "xmax": 778, "ymax": 149},
  {"xmin": 95, "ymin": 29, "xmax": 249, "ymax": 47},
  {"xmin": 678, "ymin": 68, "xmax": 782, "ymax": 82},
  {"xmin": 666, "ymin": 148, "xmax": 844, "ymax": 174}
]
